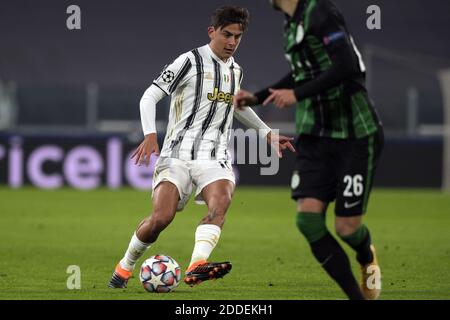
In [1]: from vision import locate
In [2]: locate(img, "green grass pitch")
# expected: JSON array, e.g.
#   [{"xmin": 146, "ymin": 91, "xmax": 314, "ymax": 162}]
[{"xmin": 0, "ymin": 187, "xmax": 449, "ymax": 300}]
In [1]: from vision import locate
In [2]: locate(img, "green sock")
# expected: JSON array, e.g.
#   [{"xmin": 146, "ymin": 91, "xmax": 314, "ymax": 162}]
[
  {"xmin": 340, "ymin": 224, "xmax": 373, "ymax": 265},
  {"xmin": 296, "ymin": 212, "xmax": 364, "ymax": 300},
  {"xmin": 296, "ymin": 212, "xmax": 327, "ymax": 244}
]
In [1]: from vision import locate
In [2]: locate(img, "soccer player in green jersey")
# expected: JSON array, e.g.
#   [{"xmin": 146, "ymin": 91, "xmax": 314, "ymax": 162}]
[{"xmin": 235, "ymin": 0, "xmax": 383, "ymax": 300}]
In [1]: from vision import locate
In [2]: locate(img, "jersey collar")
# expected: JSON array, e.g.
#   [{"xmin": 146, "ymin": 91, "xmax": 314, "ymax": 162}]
[{"xmin": 206, "ymin": 44, "xmax": 234, "ymax": 67}]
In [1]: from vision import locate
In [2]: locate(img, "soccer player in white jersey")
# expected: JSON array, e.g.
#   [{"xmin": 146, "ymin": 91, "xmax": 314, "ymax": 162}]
[{"xmin": 108, "ymin": 6, "xmax": 295, "ymax": 288}]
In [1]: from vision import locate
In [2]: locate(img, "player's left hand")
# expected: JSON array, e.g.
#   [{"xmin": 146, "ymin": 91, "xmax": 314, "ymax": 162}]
[
  {"xmin": 263, "ymin": 88, "xmax": 297, "ymax": 109},
  {"xmin": 266, "ymin": 131, "xmax": 296, "ymax": 158}
]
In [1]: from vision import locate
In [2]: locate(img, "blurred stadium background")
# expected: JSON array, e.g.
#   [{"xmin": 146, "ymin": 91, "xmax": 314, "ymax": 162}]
[
  {"xmin": 1, "ymin": 0, "xmax": 450, "ymax": 189},
  {"xmin": 0, "ymin": 0, "xmax": 449, "ymax": 300}
]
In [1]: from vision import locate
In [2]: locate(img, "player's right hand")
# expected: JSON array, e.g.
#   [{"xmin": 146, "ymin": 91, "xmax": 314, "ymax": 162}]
[
  {"xmin": 131, "ymin": 133, "xmax": 160, "ymax": 166},
  {"xmin": 234, "ymin": 89, "xmax": 258, "ymax": 110}
]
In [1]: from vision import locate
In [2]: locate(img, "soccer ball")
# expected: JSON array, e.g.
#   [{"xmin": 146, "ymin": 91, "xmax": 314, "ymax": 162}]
[{"xmin": 139, "ymin": 255, "xmax": 181, "ymax": 293}]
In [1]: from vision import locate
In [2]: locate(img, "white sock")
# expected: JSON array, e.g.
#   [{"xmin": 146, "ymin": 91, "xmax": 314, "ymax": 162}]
[
  {"xmin": 119, "ymin": 233, "xmax": 151, "ymax": 271},
  {"xmin": 189, "ymin": 224, "xmax": 222, "ymax": 266}
]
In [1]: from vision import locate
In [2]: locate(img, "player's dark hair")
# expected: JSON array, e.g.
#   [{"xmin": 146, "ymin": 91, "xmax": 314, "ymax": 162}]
[{"xmin": 210, "ymin": 6, "xmax": 250, "ymax": 32}]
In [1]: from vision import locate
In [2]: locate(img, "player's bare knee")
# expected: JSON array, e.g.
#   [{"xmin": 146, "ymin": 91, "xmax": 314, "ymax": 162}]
[
  {"xmin": 297, "ymin": 198, "xmax": 326, "ymax": 213},
  {"xmin": 209, "ymin": 192, "xmax": 232, "ymax": 210},
  {"xmin": 335, "ymin": 218, "xmax": 361, "ymax": 237}
]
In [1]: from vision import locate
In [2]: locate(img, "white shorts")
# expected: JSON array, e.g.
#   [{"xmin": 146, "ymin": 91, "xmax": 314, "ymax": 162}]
[{"xmin": 152, "ymin": 157, "xmax": 235, "ymax": 211}]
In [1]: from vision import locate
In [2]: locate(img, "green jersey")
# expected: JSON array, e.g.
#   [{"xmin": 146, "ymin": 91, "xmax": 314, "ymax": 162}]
[{"xmin": 256, "ymin": 0, "xmax": 382, "ymax": 139}]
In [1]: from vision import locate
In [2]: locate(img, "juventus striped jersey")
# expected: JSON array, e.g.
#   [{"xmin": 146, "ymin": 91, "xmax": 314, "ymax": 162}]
[
  {"xmin": 255, "ymin": 0, "xmax": 382, "ymax": 139},
  {"xmin": 147, "ymin": 44, "xmax": 244, "ymax": 160}
]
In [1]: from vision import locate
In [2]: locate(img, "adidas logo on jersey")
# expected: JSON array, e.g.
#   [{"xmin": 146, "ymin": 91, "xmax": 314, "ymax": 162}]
[{"xmin": 207, "ymin": 87, "xmax": 233, "ymax": 104}]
